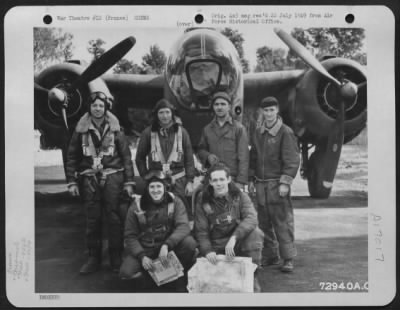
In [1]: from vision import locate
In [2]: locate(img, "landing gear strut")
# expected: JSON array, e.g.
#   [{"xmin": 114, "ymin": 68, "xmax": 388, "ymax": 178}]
[{"xmin": 301, "ymin": 142, "xmax": 333, "ymax": 199}]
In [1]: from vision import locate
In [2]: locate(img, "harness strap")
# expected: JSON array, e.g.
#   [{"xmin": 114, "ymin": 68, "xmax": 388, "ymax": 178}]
[
  {"xmin": 133, "ymin": 197, "xmax": 147, "ymax": 228},
  {"xmin": 133, "ymin": 193, "xmax": 175, "ymax": 229},
  {"xmin": 150, "ymin": 127, "xmax": 183, "ymax": 164},
  {"xmin": 82, "ymin": 129, "xmax": 116, "ymax": 171},
  {"xmin": 202, "ymin": 196, "xmax": 241, "ymax": 227},
  {"xmin": 79, "ymin": 168, "xmax": 124, "ymax": 177},
  {"xmin": 176, "ymin": 126, "xmax": 183, "ymax": 161},
  {"xmin": 167, "ymin": 192, "xmax": 175, "ymax": 218},
  {"xmin": 80, "ymin": 168, "xmax": 124, "ymax": 189},
  {"xmin": 170, "ymin": 170, "xmax": 186, "ymax": 184}
]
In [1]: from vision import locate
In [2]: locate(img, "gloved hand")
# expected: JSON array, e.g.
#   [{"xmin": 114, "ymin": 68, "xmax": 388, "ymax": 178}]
[
  {"xmin": 225, "ymin": 236, "xmax": 236, "ymax": 258},
  {"xmin": 279, "ymin": 183, "xmax": 290, "ymax": 197},
  {"xmin": 206, "ymin": 252, "xmax": 218, "ymax": 265},
  {"xmin": 142, "ymin": 256, "xmax": 154, "ymax": 271},
  {"xmin": 185, "ymin": 181, "xmax": 194, "ymax": 196},
  {"xmin": 123, "ymin": 184, "xmax": 134, "ymax": 197},
  {"xmin": 68, "ymin": 184, "xmax": 79, "ymax": 197},
  {"xmin": 158, "ymin": 244, "xmax": 169, "ymax": 268},
  {"xmin": 207, "ymin": 154, "xmax": 219, "ymax": 166},
  {"xmin": 248, "ymin": 181, "xmax": 255, "ymax": 195}
]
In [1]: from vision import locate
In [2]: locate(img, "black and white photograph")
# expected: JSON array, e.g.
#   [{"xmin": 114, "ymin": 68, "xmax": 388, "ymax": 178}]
[{"xmin": 4, "ymin": 5, "xmax": 396, "ymax": 307}]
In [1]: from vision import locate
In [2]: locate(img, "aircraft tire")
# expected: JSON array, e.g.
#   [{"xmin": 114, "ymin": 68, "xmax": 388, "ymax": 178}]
[{"xmin": 307, "ymin": 151, "xmax": 332, "ymax": 199}]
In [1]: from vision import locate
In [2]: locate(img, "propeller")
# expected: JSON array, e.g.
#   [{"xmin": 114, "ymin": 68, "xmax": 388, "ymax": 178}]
[
  {"xmin": 274, "ymin": 28, "xmax": 360, "ymax": 188},
  {"xmin": 36, "ymin": 36, "xmax": 136, "ymax": 130},
  {"xmin": 274, "ymin": 28, "xmax": 341, "ymax": 87},
  {"xmin": 34, "ymin": 82, "xmax": 49, "ymax": 94}
]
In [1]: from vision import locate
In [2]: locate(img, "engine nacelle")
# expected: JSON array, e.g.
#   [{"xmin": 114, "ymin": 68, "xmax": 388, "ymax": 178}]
[
  {"xmin": 293, "ymin": 58, "xmax": 367, "ymax": 144},
  {"xmin": 34, "ymin": 63, "xmax": 110, "ymax": 147},
  {"xmin": 35, "ymin": 63, "xmax": 110, "ymax": 148}
]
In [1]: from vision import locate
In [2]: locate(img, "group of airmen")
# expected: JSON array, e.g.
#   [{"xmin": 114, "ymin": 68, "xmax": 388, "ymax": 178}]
[{"xmin": 65, "ymin": 90, "xmax": 300, "ymax": 292}]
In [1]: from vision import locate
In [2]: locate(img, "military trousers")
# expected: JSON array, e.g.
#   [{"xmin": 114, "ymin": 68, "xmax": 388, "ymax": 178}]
[
  {"xmin": 80, "ymin": 171, "xmax": 125, "ymax": 250},
  {"xmin": 211, "ymin": 227, "xmax": 264, "ymax": 266},
  {"xmin": 255, "ymin": 180, "xmax": 296, "ymax": 260},
  {"xmin": 119, "ymin": 235, "xmax": 197, "ymax": 279}
]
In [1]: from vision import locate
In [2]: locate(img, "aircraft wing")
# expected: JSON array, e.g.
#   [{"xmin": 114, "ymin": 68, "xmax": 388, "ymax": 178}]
[
  {"xmin": 103, "ymin": 73, "xmax": 165, "ymax": 111},
  {"xmin": 243, "ymin": 70, "xmax": 304, "ymax": 111}
]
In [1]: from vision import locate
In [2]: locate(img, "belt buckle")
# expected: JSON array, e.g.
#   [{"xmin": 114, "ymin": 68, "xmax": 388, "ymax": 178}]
[
  {"xmin": 92, "ymin": 156, "xmax": 103, "ymax": 170},
  {"xmin": 162, "ymin": 164, "xmax": 171, "ymax": 174}
]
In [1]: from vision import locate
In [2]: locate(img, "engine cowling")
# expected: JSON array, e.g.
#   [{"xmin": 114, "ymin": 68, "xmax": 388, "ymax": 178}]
[
  {"xmin": 35, "ymin": 63, "xmax": 111, "ymax": 148},
  {"xmin": 294, "ymin": 58, "xmax": 367, "ymax": 143}
]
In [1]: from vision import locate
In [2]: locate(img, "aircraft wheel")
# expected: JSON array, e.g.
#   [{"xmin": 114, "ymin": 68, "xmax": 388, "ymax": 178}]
[{"xmin": 307, "ymin": 151, "xmax": 332, "ymax": 199}]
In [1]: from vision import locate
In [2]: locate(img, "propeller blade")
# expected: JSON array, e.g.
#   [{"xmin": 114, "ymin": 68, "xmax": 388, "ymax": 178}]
[
  {"xmin": 357, "ymin": 81, "xmax": 367, "ymax": 90},
  {"xmin": 61, "ymin": 108, "xmax": 69, "ymax": 130},
  {"xmin": 34, "ymin": 83, "xmax": 49, "ymax": 94},
  {"xmin": 69, "ymin": 36, "xmax": 136, "ymax": 90},
  {"xmin": 321, "ymin": 100, "xmax": 345, "ymax": 188},
  {"xmin": 274, "ymin": 28, "xmax": 341, "ymax": 87}
]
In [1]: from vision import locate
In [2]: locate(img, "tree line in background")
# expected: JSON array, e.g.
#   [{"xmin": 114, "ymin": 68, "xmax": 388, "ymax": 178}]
[{"xmin": 34, "ymin": 27, "xmax": 366, "ymax": 75}]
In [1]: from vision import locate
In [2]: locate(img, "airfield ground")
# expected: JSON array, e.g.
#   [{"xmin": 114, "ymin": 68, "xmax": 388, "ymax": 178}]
[{"xmin": 33, "ymin": 144, "xmax": 368, "ymax": 293}]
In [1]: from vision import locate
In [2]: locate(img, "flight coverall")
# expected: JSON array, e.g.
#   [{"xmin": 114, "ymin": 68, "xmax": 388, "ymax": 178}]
[
  {"xmin": 194, "ymin": 183, "xmax": 264, "ymax": 266},
  {"xmin": 249, "ymin": 117, "xmax": 300, "ymax": 260},
  {"xmin": 197, "ymin": 117, "xmax": 249, "ymax": 186},
  {"xmin": 135, "ymin": 121, "xmax": 195, "ymax": 210},
  {"xmin": 66, "ymin": 112, "xmax": 135, "ymax": 254},
  {"xmin": 120, "ymin": 192, "xmax": 197, "ymax": 278}
]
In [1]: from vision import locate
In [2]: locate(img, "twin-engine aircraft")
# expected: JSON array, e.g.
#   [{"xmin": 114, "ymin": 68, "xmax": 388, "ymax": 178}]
[{"xmin": 34, "ymin": 27, "xmax": 367, "ymax": 198}]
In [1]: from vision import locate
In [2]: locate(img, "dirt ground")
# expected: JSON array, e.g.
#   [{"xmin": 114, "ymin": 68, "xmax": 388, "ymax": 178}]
[{"xmin": 34, "ymin": 144, "xmax": 368, "ymax": 293}]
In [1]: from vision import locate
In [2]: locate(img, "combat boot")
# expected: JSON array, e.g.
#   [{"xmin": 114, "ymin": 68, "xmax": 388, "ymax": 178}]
[
  {"xmin": 109, "ymin": 248, "xmax": 122, "ymax": 273},
  {"xmin": 281, "ymin": 259, "xmax": 294, "ymax": 273},
  {"xmin": 80, "ymin": 248, "xmax": 101, "ymax": 275}
]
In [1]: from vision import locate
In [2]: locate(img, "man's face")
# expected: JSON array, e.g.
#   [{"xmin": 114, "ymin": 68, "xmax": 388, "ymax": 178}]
[
  {"xmin": 210, "ymin": 170, "xmax": 231, "ymax": 196},
  {"xmin": 157, "ymin": 108, "xmax": 173, "ymax": 126},
  {"xmin": 262, "ymin": 106, "xmax": 279, "ymax": 123},
  {"xmin": 213, "ymin": 99, "xmax": 231, "ymax": 118},
  {"xmin": 148, "ymin": 181, "xmax": 165, "ymax": 202},
  {"xmin": 90, "ymin": 100, "xmax": 106, "ymax": 119}
]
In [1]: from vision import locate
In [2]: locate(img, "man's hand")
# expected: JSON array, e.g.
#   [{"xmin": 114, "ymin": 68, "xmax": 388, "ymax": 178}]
[
  {"xmin": 158, "ymin": 244, "xmax": 169, "ymax": 268},
  {"xmin": 141, "ymin": 256, "xmax": 154, "ymax": 271},
  {"xmin": 185, "ymin": 181, "xmax": 194, "ymax": 196},
  {"xmin": 123, "ymin": 184, "xmax": 134, "ymax": 197},
  {"xmin": 225, "ymin": 236, "xmax": 236, "ymax": 258},
  {"xmin": 68, "ymin": 184, "xmax": 79, "ymax": 197},
  {"xmin": 207, "ymin": 154, "xmax": 219, "ymax": 166},
  {"xmin": 279, "ymin": 183, "xmax": 290, "ymax": 197},
  {"xmin": 248, "ymin": 181, "xmax": 255, "ymax": 195},
  {"xmin": 206, "ymin": 252, "xmax": 218, "ymax": 265}
]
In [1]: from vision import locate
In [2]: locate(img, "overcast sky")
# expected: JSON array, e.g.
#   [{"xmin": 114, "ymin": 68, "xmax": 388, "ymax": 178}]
[{"xmin": 61, "ymin": 26, "xmax": 293, "ymax": 71}]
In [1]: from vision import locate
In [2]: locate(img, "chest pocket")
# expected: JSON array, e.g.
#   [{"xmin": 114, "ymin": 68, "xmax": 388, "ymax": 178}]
[{"xmin": 221, "ymin": 131, "xmax": 236, "ymax": 154}]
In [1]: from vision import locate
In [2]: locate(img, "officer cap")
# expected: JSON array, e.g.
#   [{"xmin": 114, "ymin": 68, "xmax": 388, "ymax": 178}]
[
  {"xmin": 211, "ymin": 91, "xmax": 231, "ymax": 105},
  {"xmin": 260, "ymin": 96, "xmax": 279, "ymax": 108}
]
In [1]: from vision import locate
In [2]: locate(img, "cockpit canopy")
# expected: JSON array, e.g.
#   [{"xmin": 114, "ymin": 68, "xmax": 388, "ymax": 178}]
[{"xmin": 165, "ymin": 28, "xmax": 243, "ymax": 111}]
